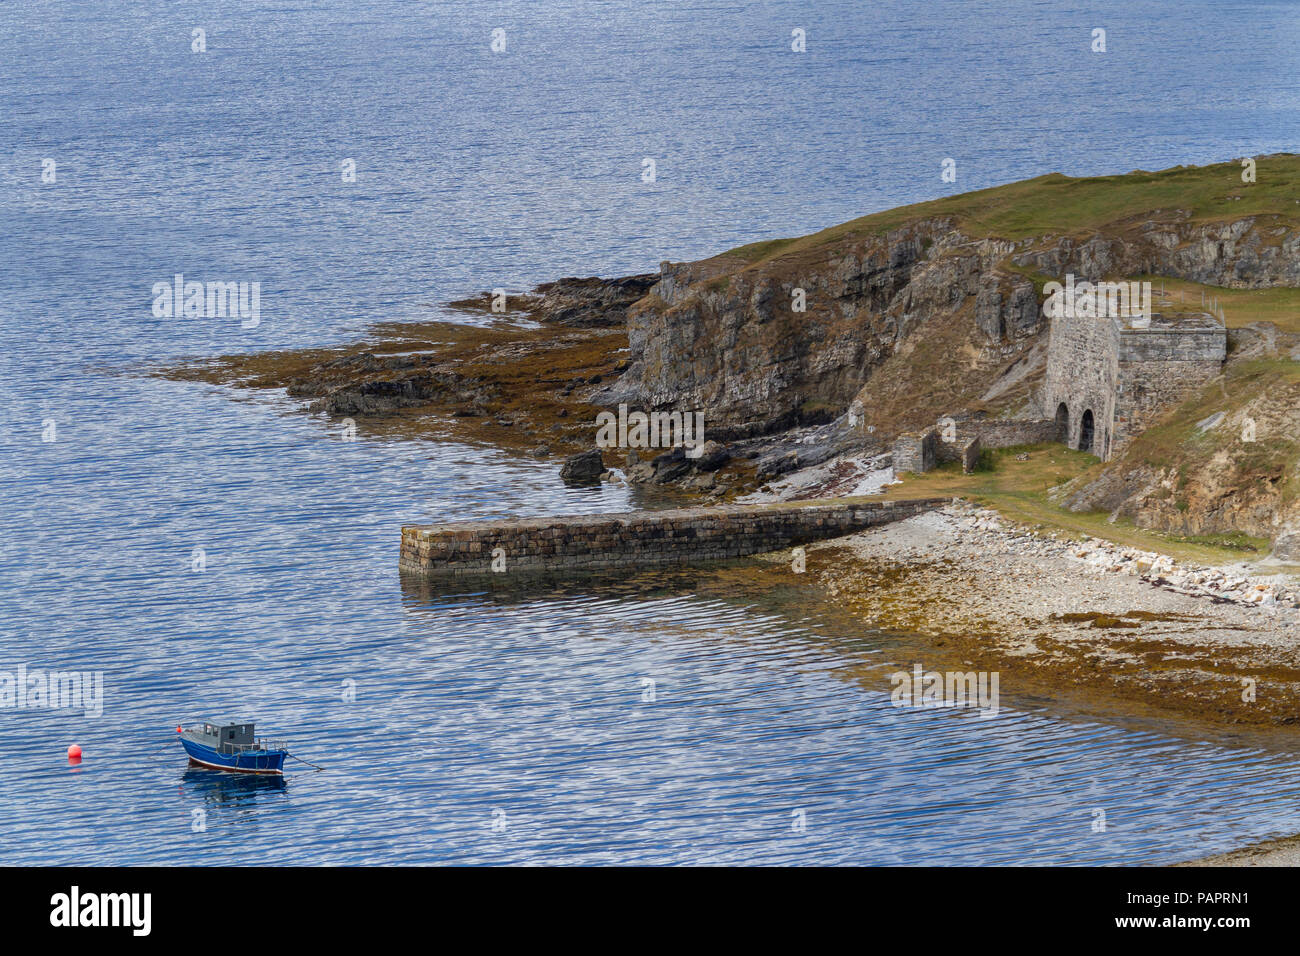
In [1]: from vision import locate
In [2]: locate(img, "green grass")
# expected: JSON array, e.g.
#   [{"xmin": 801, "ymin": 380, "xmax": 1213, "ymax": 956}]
[
  {"xmin": 724, "ymin": 237, "xmax": 799, "ymax": 263},
  {"xmin": 1155, "ymin": 530, "xmax": 1268, "ymax": 554},
  {"xmin": 880, "ymin": 444, "xmax": 1271, "ymax": 565},
  {"xmin": 721, "ymin": 154, "xmax": 1300, "ymax": 268},
  {"xmin": 1123, "ymin": 358, "xmax": 1300, "ymax": 481},
  {"xmin": 1135, "ymin": 275, "xmax": 1300, "ymax": 333}
]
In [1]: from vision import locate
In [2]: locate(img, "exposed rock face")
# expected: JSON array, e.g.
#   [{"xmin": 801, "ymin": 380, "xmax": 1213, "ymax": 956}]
[
  {"xmin": 603, "ymin": 213, "xmax": 1297, "ymax": 450},
  {"xmin": 451, "ymin": 274, "xmax": 658, "ymax": 328},
  {"xmin": 251, "ymin": 203, "xmax": 1299, "ymax": 516},
  {"xmin": 1012, "ymin": 218, "xmax": 1300, "ymax": 288},
  {"xmin": 1066, "ymin": 450, "xmax": 1300, "ymax": 545},
  {"xmin": 975, "ymin": 274, "xmax": 1040, "ymax": 340},
  {"xmin": 605, "ymin": 221, "xmax": 1044, "ymax": 437},
  {"xmin": 526, "ymin": 275, "xmax": 659, "ymax": 327},
  {"xmin": 559, "ymin": 449, "xmax": 605, "ymax": 484},
  {"xmin": 1273, "ymin": 532, "xmax": 1300, "ymax": 561}
]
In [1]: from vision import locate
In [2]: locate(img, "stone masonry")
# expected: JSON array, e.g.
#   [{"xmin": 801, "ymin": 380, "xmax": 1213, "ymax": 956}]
[
  {"xmin": 892, "ymin": 431, "xmax": 937, "ymax": 475},
  {"xmin": 894, "ymin": 416, "xmax": 1055, "ymax": 475},
  {"xmin": 896, "ymin": 307, "xmax": 1226, "ymax": 473},
  {"xmin": 948, "ymin": 417, "xmax": 1061, "ymax": 448},
  {"xmin": 400, "ymin": 498, "xmax": 947, "ymax": 576},
  {"xmin": 1042, "ymin": 310, "xmax": 1225, "ymax": 460}
]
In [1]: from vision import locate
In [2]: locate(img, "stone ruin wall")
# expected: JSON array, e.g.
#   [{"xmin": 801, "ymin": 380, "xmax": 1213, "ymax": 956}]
[
  {"xmin": 1111, "ymin": 326, "xmax": 1227, "ymax": 450},
  {"xmin": 950, "ymin": 419, "xmax": 1061, "ymax": 449},
  {"xmin": 892, "ymin": 431, "xmax": 937, "ymax": 474},
  {"xmin": 893, "ymin": 418, "xmax": 1058, "ymax": 476},
  {"xmin": 935, "ymin": 434, "xmax": 983, "ymax": 473},
  {"xmin": 1041, "ymin": 308, "xmax": 1121, "ymax": 458}
]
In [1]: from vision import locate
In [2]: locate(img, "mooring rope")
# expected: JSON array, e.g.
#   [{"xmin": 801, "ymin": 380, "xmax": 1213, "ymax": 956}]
[
  {"xmin": 143, "ymin": 740, "xmax": 176, "ymax": 759},
  {"xmin": 141, "ymin": 734, "xmax": 324, "ymax": 772},
  {"xmin": 285, "ymin": 751, "xmax": 326, "ymax": 772}
]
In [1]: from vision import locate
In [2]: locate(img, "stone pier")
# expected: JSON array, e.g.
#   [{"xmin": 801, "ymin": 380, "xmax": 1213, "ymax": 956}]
[{"xmin": 400, "ymin": 497, "xmax": 947, "ymax": 576}]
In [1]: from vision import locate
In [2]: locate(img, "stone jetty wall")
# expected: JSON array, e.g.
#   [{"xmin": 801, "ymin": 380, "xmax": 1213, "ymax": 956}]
[{"xmin": 400, "ymin": 497, "xmax": 947, "ymax": 576}]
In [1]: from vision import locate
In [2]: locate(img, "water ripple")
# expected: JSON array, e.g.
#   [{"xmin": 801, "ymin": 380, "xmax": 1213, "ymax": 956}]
[{"xmin": 3, "ymin": 0, "xmax": 1300, "ymax": 864}]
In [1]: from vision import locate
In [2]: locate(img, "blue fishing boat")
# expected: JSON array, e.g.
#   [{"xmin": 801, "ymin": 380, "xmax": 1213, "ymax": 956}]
[{"xmin": 178, "ymin": 720, "xmax": 288, "ymax": 775}]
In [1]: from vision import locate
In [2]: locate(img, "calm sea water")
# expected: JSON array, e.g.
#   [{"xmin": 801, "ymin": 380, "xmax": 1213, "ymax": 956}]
[{"xmin": 1, "ymin": 0, "xmax": 1298, "ymax": 864}]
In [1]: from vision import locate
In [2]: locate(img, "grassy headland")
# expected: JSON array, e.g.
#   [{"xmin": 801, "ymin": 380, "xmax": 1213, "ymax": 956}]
[{"xmin": 725, "ymin": 154, "xmax": 1300, "ymax": 267}]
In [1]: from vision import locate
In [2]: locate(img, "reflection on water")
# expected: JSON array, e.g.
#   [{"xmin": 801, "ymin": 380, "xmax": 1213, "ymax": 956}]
[
  {"xmin": 7, "ymin": 504, "xmax": 1300, "ymax": 864},
  {"xmin": 384, "ymin": 568, "xmax": 1300, "ymax": 866},
  {"xmin": 182, "ymin": 767, "xmax": 288, "ymax": 807}
]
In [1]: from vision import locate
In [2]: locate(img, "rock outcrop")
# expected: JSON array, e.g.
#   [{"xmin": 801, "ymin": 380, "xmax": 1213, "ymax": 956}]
[
  {"xmin": 605, "ymin": 211, "xmax": 1299, "ymax": 444},
  {"xmin": 168, "ymin": 157, "xmax": 1300, "ymax": 521},
  {"xmin": 1013, "ymin": 218, "xmax": 1300, "ymax": 289},
  {"xmin": 602, "ymin": 222, "xmax": 1046, "ymax": 438},
  {"xmin": 450, "ymin": 274, "xmax": 658, "ymax": 328},
  {"xmin": 559, "ymin": 449, "xmax": 605, "ymax": 484}
]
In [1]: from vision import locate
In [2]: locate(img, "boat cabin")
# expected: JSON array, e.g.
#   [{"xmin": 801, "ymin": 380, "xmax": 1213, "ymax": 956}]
[{"xmin": 198, "ymin": 721, "xmax": 256, "ymax": 754}]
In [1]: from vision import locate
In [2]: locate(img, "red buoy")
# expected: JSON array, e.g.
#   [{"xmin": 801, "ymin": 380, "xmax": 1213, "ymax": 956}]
[{"xmin": 67, "ymin": 744, "xmax": 82, "ymax": 761}]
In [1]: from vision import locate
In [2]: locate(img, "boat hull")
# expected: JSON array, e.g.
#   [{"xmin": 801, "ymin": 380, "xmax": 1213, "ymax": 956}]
[{"xmin": 181, "ymin": 738, "xmax": 286, "ymax": 775}]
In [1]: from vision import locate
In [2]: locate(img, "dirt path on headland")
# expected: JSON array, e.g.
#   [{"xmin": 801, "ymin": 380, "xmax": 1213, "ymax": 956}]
[{"xmin": 798, "ymin": 503, "xmax": 1300, "ymax": 728}]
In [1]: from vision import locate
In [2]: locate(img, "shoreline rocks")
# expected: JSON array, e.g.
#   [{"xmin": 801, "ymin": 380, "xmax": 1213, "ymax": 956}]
[
  {"xmin": 803, "ymin": 502, "xmax": 1300, "ymax": 727},
  {"xmin": 559, "ymin": 449, "xmax": 605, "ymax": 484},
  {"xmin": 449, "ymin": 274, "xmax": 658, "ymax": 328},
  {"xmin": 943, "ymin": 502, "xmax": 1300, "ymax": 613}
]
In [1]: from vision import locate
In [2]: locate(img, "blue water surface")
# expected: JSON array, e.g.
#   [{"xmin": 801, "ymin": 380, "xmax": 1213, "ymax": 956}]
[{"xmin": 0, "ymin": 0, "xmax": 1298, "ymax": 864}]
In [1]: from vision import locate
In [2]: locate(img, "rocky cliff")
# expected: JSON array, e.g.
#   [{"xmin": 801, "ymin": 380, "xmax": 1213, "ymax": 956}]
[
  {"xmin": 600, "ymin": 220, "xmax": 1047, "ymax": 438},
  {"xmin": 164, "ymin": 156, "xmax": 1300, "ymax": 539},
  {"xmin": 605, "ymin": 207, "xmax": 1299, "ymax": 442},
  {"xmin": 592, "ymin": 156, "xmax": 1300, "ymax": 544}
]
